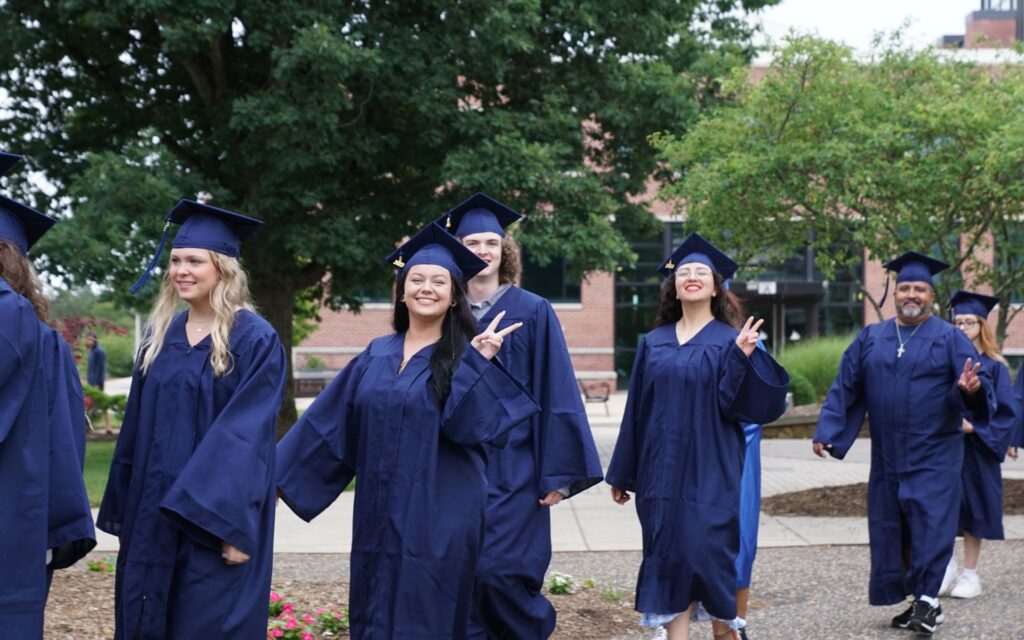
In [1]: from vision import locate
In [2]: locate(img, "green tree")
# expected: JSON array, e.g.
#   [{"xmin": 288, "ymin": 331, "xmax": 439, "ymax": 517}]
[
  {"xmin": 654, "ymin": 35, "xmax": 1024, "ymax": 341},
  {"xmin": 0, "ymin": 0, "xmax": 776, "ymax": 436}
]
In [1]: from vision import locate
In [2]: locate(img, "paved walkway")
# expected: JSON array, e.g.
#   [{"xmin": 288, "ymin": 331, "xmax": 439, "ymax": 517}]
[{"xmin": 92, "ymin": 391, "xmax": 1024, "ymax": 553}]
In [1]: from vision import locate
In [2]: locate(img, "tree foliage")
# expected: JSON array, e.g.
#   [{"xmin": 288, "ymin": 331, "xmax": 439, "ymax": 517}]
[
  {"xmin": 0, "ymin": 0, "xmax": 776, "ymax": 435},
  {"xmin": 654, "ymin": 35, "xmax": 1024, "ymax": 341}
]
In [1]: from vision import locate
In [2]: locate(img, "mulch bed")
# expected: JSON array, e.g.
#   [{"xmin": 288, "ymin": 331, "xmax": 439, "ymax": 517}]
[
  {"xmin": 763, "ymin": 479, "xmax": 1024, "ymax": 517},
  {"xmin": 45, "ymin": 567, "xmax": 642, "ymax": 639}
]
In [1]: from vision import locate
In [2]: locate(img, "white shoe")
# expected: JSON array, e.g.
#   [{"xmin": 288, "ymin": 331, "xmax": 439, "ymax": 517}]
[
  {"xmin": 938, "ymin": 557, "xmax": 958, "ymax": 596},
  {"xmin": 950, "ymin": 572, "xmax": 982, "ymax": 598},
  {"xmin": 653, "ymin": 626, "xmax": 668, "ymax": 640}
]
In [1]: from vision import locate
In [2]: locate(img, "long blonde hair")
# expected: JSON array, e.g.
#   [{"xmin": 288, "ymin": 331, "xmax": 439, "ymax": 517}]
[
  {"xmin": 138, "ymin": 251, "xmax": 254, "ymax": 377},
  {"xmin": 974, "ymin": 316, "xmax": 1008, "ymax": 366}
]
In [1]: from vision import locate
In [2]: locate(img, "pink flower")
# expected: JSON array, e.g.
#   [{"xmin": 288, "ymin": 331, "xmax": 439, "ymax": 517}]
[
  {"xmin": 284, "ymin": 617, "xmax": 298, "ymax": 630},
  {"xmin": 270, "ymin": 629, "xmax": 284, "ymax": 638},
  {"xmin": 282, "ymin": 603, "xmax": 295, "ymax": 615},
  {"xmin": 270, "ymin": 592, "xmax": 282, "ymax": 602},
  {"xmin": 313, "ymin": 608, "xmax": 325, "ymax": 615},
  {"xmin": 333, "ymin": 612, "xmax": 342, "ymax": 619},
  {"xmin": 301, "ymin": 634, "xmax": 314, "ymax": 640}
]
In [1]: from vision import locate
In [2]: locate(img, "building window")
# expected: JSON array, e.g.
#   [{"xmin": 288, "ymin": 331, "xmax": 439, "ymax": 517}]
[{"xmin": 520, "ymin": 250, "xmax": 581, "ymax": 303}]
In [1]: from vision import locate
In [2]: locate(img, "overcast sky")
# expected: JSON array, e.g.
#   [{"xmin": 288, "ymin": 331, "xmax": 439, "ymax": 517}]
[{"xmin": 751, "ymin": 0, "xmax": 985, "ymax": 50}]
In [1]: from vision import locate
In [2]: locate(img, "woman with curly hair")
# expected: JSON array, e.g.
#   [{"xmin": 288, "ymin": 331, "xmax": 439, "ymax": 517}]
[
  {"xmin": 606, "ymin": 233, "xmax": 789, "ymax": 640},
  {"xmin": 0, "ymin": 151, "xmax": 95, "ymax": 638},
  {"xmin": 97, "ymin": 199, "xmax": 286, "ymax": 639}
]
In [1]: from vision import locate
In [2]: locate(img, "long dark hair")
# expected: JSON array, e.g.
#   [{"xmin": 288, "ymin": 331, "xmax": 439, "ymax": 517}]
[
  {"xmin": 653, "ymin": 271, "xmax": 745, "ymax": 329},
  {"xmin": 0, "ymin": 239, "xmax": 53, "ymax": 326},
  {"xmin": 392, "ymin": 270, "xmax": 478, "ymax": 406}
]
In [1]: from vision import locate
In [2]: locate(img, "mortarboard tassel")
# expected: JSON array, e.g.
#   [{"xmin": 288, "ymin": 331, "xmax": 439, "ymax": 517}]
[
  {"xmin": 129, "ymin": 221, "xmax": 171, "ymax": 295},
  {"xmin": 878, "ymin": 271, "xmax": 892, "ymax": 308}
]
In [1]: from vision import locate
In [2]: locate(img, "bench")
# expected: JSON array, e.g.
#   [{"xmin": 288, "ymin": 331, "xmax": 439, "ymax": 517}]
[{"xmin": 578, "ymin": 380, "xmax": 611, "ymax": 416}]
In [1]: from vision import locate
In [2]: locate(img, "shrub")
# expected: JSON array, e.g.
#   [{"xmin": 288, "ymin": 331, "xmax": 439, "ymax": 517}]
[
  {"xmin": 778, "ymin": 333, "xmax": 856, "ymax": 401},
  {"xmin": 304, "ymin": 356, "xmax": 325, "ymax": 370},
  {"xmin": 788, "ymin": 372, "xmax": 817, "ymax": 406},
  {"xmin": 546, "ymin": 572, "xmax": 577, "ymax": 595}
]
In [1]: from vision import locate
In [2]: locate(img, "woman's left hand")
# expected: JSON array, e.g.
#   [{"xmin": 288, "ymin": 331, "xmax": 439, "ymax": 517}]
[
  {"xmin": 222, "ymin": 542, "xmax": 250, "ymax": 565},
  {"xmin": 735, "ymin": 316, "xmax": 764, "ymax": 357},
  {"xmin": 539, "ymin": 491, "xmax": 564, "ymax": 507},
  {"xmin": 471, "ymin": 310, "xmax": 524, "ymax": 360}
]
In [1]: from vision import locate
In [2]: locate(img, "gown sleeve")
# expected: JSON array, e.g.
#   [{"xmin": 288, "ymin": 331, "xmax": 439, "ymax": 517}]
[
  {"xmin": 1015, "ymin": 364, "xmax": 1024, "ymax": 448},
  {"xmin": 813, "ymin": 328, "xmax": 869, "ymax": 460},
  {"xmin": 44, "ymin": 334, "xmax": 96, "ymax": 569},
  {"xmin": 531, "ymin": 303, "xmax": 604, "ymax": 498},
  {"xmin": 96, "ymin": 367, "xmax": 145, "ymax": 536},
  {"xmin": 605, "ymin": 341, "xmax": 647, "ymax": 492},
  {"xmin": 718, "ymin": 340, "xmax": 790, "ymax": 425},
  {"xmin": 275, "ymin": 351, "xmax": 370, "ymax": 523},
  {"xmin": 159, "ymin": 331, "xmax": 286, "ymax": 556},
  {"xmin": 439, "ymin": 346, "xmax": 540, "ymax": 447},
  {"xmin": 0, "ymin": 289, "xmax": 37, "ymax": 444},
  {"xmin": 965, "ymin": 358, "xmax": 1015, "ymax": 461}
]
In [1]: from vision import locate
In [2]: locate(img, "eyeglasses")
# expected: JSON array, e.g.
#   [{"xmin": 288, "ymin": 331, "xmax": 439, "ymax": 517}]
[
  {"xmin": 955, "ymin": 319, "xmax": 979, "ymax": 328},
  {"xmin": 676, "ymin": 268, "xmax": 713, "ymax": 279}
]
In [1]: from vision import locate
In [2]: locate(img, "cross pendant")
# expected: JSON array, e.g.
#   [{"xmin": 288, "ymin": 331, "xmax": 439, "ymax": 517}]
[{"xmin": 897, "ymin": 345, "xmax": 905, "ymax": 358}]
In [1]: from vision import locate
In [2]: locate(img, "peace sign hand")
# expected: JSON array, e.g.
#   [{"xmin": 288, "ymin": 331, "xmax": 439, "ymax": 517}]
[
  {"xmin": 957, "ymin": 357, "xmax": 982, "ymax": 396},
  {"xmin": 735, "ymin": 316, "xmax": 764, "ymax": 357},
  {"xmin": 471, "ymin": 310, "xmax": 524, "ymax": 360}
]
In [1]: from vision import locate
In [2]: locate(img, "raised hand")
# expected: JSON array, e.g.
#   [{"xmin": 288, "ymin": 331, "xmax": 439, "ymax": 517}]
[
  {"xmin": 957, "ymin": 358, "xmax": 981, "ymax": 395},
  {"xmin": 735, "ymin": 316, "xmax": 764, "ymax": 357},
  {"xmin": 471, "ymin": 310, "xmax": 524, "ymax": 360}
]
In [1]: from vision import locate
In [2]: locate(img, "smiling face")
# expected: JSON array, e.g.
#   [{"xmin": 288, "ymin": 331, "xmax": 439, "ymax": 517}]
[
  {"xmin": 674, "ymin": 261, "xmax": 716, "ymax": 304},
  {"xmin": 169, "ymin": 248, "xmax": 220, "ymax": 305},
  {"xmin": 403, "ymin": 264, "xmax": 453, "ymax": 322},
  {"xmin": 460, "ymin": 231, "xmax": 503, "ymax": 279},
  {"xmin": 893, "ymin": 281, "xmax": 934, "ymax": 322}
]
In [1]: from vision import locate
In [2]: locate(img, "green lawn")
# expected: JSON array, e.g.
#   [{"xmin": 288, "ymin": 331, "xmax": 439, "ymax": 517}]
[{"xmin": 84, "ymin": 440, "xmax": 116, "ymax": 507}]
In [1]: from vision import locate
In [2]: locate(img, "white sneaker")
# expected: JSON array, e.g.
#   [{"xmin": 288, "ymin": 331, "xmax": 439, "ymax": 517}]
[
  {"xmin": 950, "ymin": 572, "xmax": 982, "ymax": 598},
  {"xmin": 653, "ymin": 626, "xmax": 668, "ymax": 640},
  {"xmin": 938, "ymin": 557, "xmax": 958, "ymax": 596}
]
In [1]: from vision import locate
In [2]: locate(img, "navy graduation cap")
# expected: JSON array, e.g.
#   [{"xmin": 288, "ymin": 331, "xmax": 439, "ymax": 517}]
[
  {"xmin": 657, "ymin": 232, "xmax": 739, "ymax": 279},
  {"xmin": 385, "ymin": 221, "xmax": 487, "ymax": 283},
  {"xmin": 0, "ymin": 195, "xmax": 57, "ymax": 255},
  {"xmin": 949, "ymin": 290, "xmax": 999, "ymax": 319},
  {"xmin": 0, "ymin": 151, "xmax": 22, "ymax": 176},
  {"xmin": 879, "ymin": 251, "xmax": 949, "ymax": 306},
  {"xmin": 129, "ymin": 199, "xmax": 263, "ymax": 294},
  {"xmin": 437, "ymin": 192, "xmax": 523, "ymax": 238}
]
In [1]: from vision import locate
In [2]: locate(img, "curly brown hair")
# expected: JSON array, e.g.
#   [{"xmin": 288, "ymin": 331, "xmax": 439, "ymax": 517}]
[
  {"xmin": 653, "ymin": 271, "xmax": 744, "ymax": 330},
  {"xmin": 498, "ymin": 234, "xmax": 522, "ymax": 285},
  {"xmin": 0, "ymin": 239, "xmax": 52, "ymax": 326}
]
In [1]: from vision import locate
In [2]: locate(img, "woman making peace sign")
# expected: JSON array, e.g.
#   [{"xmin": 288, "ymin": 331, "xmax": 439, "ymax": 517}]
[
  {"xmin": 276, "ymin": 222, "xmax": 538, "ymax": 639},
  {"xmin": 607, "ymin": 233, "xmax": 789, "ymax": 640}
]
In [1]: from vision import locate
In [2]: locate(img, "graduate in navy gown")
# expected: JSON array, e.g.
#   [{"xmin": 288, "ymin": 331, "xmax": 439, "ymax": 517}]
[
  {"xmin": 436, "ymin": 193, "xmax": 603, "ymax": 639},
  {"xmin": 940, "ymin": 290, "xmax": 1018, "ymax": 600},
  {"xmin": 276, "ymin": 222, "xmax": 540, "ymax": 640},
  {"xmin": 812, "ymin": 252, "xmax": 994, "ymax": 635},
  {"xmin": 97, "ymin": 199, "xmax": 286, "ymax": 639},
  {"xmin": 606, "ymin": 233, "xmax": 789, "ymax": 640},
  {"xmin": 0, "ymin": 158, "xmax": 96, "ymax": 639}
]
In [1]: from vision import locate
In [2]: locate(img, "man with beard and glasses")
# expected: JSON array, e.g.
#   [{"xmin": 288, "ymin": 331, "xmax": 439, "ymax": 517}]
[{"xmin": 810, "ymin": 252, "xmax": 997, "ymax": 636}]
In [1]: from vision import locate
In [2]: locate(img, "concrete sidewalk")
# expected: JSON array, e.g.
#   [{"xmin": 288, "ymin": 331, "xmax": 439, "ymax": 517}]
[{"xmin": 92, "ymin": 413, "xmax": 1024, "ymax": 552}]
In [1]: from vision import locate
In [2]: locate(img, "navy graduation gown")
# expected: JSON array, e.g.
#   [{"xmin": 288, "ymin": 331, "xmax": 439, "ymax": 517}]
[
  {"xmin": 471, "ymin": 286, "xmax": 604, "ymax": 638},
  {"xmin": 276, "ymin": 333, "xmax": 540, "ymax": 640},
  {"xmin": 1015, "ymin": 364, "xmax": 1024, "ymax": 448},
  {"xmin": 959, "ymin": 354, "xmax": 1017, "ymax": 540},
  {"xmin": 0, "ymin": 280, "xmax": 94, "ymax": 638},
  {"xmin": 813, "ymin": 316, "xmax": 995, "ymax": 604},
  {"xmin": 605, "ymin": 320, "xmax": 789, "ymax": 621},
  {"xmin": 97, "ymin": 310, "xmax": 286, "ymax": 640}
]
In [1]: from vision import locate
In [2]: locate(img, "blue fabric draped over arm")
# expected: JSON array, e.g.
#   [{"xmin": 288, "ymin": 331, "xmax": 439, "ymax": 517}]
[
  {"xmin": 440, "ymin": 347, "xmax": 540, "ymax": 446},
  {"xmin": 96, "ymin": 368, "xmax": 145, "ymax": 536},
  {"xmin": 159, "ymin": 333, "xmax": 286, "ymax": 557},
  {"xmin": 0, "ymin": 285, "xmax": 36, "ymax": 444},
  {"xmin": 718, "ymin": 341, "xmax": 790, "ymax": 425},
  {"xmin": 605, "ymin": 342, "xmax": 647, "ymax": 492},
  {"xmin": 813, "ymin": 329, "xmax": 868, "ymax": 460},
  {"xmin": 276, "ymin": 351, "xmax": 370, "ymax": 523}
]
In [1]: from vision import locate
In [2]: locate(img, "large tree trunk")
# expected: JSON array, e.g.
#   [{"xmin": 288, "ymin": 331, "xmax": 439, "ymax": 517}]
[{"xmin": 251, "ymin": 273, "xmax": 299, "ymax": 441}]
